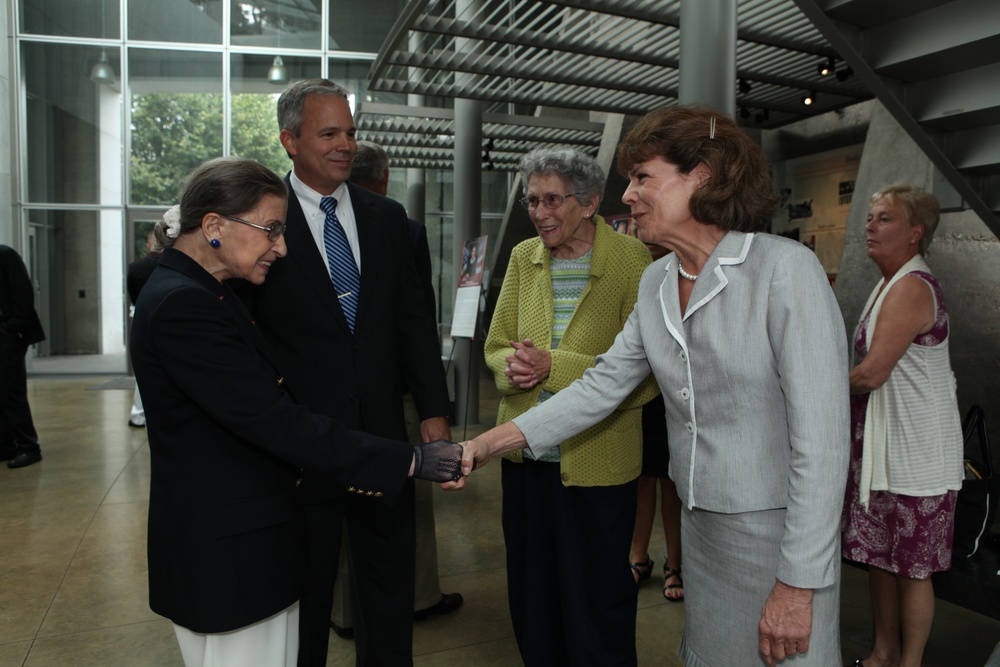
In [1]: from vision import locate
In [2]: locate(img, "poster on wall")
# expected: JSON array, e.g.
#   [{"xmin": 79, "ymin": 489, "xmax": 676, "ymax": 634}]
[
  {"xmin": 771, "ymin": 146, "xmax": 862, "ymax": 280},
  {"xmin": 451, "ymin": 236, "xmax": 488, "ymax": 339}
]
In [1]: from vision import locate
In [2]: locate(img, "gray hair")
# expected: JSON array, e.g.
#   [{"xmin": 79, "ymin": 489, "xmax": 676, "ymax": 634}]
[
  {"xmin": 870, "ymin": 184, "xmax": 941, "ymax": 256},
  {"xmin": 518, "ymin": 147, "xmax": 605, "ymax": 211},
  {"xmin": 177, "ymin": 157, "xmax": 287, "ymax": 238},
  {"xmin": 351, "ymin": 140, "xmax": 389, "ymax": 186},
  {"xmin": 277, "ymin": 78, "xmax": 351, "ymax": 136}
]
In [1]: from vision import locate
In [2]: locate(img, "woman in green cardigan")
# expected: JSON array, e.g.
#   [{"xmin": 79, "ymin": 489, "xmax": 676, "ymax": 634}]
[{"xmin": 485, "ymin": 146, "xmax": 659, "ymax": 666}]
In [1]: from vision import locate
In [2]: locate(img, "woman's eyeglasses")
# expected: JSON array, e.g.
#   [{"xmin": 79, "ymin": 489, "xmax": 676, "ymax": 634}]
[
  {"xmin": 518, "ymin": 192, "xmax": 584, "ymax": 210},
  {"xmin": 223, "ymin": 215, "xmax": 287, "ymax": 241}
]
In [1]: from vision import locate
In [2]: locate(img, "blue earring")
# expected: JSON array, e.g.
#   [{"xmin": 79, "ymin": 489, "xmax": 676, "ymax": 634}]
[{"xmin": 210, "ymin": 239, "xmax": 221, "ymax": 248}]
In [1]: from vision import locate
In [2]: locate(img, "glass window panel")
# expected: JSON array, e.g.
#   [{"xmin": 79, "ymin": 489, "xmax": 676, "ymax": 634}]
[
  {"xmin": 129, "ymin": 49, "xmax": 223, "ymax": 205},
  {"xmin": 25, "ymin": 209, "xmax": 127, "ymax": 369},
  {"xmin": 23, "ymin": 43, "xmax": 124, "ymax": 206},
  {"xmin": 230, "ymin": 54, "xmax": 321, "ymax": 177},
  {"xmin": 329, "ymin": 0, "xmax": 407, "ymax": 53},
  {"xmin": 129, "ymin": 0, "xmax": 222, "ymax": 44},
  {"xmin": 20, "ymin": 0, "xmax": 120, "ymax": 39},
  {"xmin": 231, "ymin": 0, "xmax": 321, "ymax": 50},
  {"xmin": 327, "ymin": 57, "xmax": 379, "ymax": 109}
]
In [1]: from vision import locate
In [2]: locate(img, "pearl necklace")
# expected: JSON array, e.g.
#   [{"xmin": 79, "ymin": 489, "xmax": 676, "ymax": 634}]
[{"xmin": 677, "ymin": 259, "xmax": 699, "ymax": 281}]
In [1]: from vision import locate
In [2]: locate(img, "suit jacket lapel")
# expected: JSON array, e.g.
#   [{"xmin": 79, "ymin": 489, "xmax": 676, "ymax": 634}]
[
  {"xmin": 283, "ymin": 178, "xmax": 353, "ymax": 335},
  {"xmin": 683, "ymin": 231, "xmax": 753, "ymax": 321}
]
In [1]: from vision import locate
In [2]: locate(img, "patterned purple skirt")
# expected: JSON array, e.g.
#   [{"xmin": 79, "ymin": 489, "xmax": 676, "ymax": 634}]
[{"xmin": 841, "ymin": 391, "xmax": 957, "ymax": 579}]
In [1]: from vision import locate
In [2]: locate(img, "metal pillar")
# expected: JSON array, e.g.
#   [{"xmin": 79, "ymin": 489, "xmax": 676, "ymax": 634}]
[
  {"xmin": 451, "ymin": 97, "xmax": 483, "ymax": 427},
  {"xmin": 678, "ymin": 0, "xmax": 737, "ymax": 115}
]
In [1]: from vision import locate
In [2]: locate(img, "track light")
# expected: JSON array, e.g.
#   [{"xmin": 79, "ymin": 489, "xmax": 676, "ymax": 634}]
[
  {"xmin": 267, "ymin": 56, "xmax": 288, "ymax": 85},
  {"xmin": 738, "ymin": 78, "xmax": 752, "ymax": 94},
  {"xmin": 801, "ymin": 91, "xmax": 816, "ymax": 106},
  {"xmin": 836, "ymin": 66, "xmax": 854, "ymax": 82},
  {"xmin": 817, "ymin": 57, "xmax": 835, "ymax": 77},
  {"xmin": 739, "ymin": 105, "xmax": 751, "ymax": 119}
]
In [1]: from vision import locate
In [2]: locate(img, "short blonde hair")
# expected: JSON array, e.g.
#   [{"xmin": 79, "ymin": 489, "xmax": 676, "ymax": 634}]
[{"xmin": 870, "ymin": 184, "xmax": 940, "ymax": 255}]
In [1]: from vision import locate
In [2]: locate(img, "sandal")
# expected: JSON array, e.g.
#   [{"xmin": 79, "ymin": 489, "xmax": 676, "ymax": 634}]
[
  {"xmin": 662, "ymin": 565, "xmax": 684, "ymax": 602},
  {"xmin": 630, "ymin": 557, "xmax": 654, "ymax": 584}
]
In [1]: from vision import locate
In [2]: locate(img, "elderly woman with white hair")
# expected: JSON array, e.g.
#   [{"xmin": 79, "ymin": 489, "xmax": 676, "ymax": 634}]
[{"xmin": 484, "ymin": 146, "xmax": 659, "ymax": 666}]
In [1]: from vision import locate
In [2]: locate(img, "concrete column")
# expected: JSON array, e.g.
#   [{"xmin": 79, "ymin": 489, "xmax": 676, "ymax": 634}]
[
  {"xmin": 451, "ymin": 96, "xmax": 483, "ymax": 426},
  {"xmin": 678, "ymin": 0, "xmax": 737, "ymax": 115}
]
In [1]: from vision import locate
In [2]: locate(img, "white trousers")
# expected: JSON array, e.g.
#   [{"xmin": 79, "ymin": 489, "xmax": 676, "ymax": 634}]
[{"xmin": 173, "ymin": 602, "xmax": 298, "ymax": 667}]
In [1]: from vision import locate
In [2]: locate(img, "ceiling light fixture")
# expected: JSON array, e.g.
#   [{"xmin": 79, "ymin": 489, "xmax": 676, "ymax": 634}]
[
  {"xmin": 836, "ymin": 65, "xmax": 854, "ymax": 82},
  {"xmin": 90, "ymin": 50, "xmax": 116, "ymax": 84},
  {"xmin": 801, "ymin": 91, "xmax": 816, "ymax": 106},
  {"xmin": 817, "ymin": 57, "xmax": 836, "ymax": 77},
  {"xmin": 90, "ymin": 1, "xmax": 115, "ymax": 85},
  {"xmin": 738, "ymin": 78, "xmax": 752, "ymax": 94},
  {"xmin": 267, "ymin": 56, "xmax": 288, "ymax": 84},
  {"xmin": 739, "ymin": 105, "xmax": 751, "ymax": 119}
]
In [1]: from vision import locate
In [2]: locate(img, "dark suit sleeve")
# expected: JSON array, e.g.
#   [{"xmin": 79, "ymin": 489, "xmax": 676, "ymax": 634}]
[
  {"xmin": 144, "ymin": 283, "xmax": 413, "ymax": 500},
  {"xmin": 384, "ymin": 208, "xmax": 450, "ymax": 423},
  {"xmin": 0, "ymin": 246, "xmax": 44, "ymax": 343}
]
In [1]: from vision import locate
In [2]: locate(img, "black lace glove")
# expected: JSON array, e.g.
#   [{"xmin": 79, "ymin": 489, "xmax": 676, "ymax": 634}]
[{"xmin": 412, "ymin": 439, "xmax": 463, "ymax": 483}]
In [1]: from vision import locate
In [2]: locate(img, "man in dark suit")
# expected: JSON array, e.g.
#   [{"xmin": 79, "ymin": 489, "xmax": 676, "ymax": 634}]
[
  {"xmin": 245, "ymin": 79, "xmax": 452, "ymax": 666},
  {"xmin": 0, "ymin": 244, "xmax": 46, "ymax": 469},
  {"xmin": 325, "ymin": 141, "xmax": 462, "ymax": 635}
]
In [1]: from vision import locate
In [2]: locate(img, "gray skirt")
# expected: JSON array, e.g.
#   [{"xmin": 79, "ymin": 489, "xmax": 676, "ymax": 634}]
[{"xmin": 678, "ymin": 506, "xmax": 841, "ymax": 667}]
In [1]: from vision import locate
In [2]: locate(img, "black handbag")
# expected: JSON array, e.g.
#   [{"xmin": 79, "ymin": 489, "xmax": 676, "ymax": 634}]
[{"xmin": 952, "ymin": 405, "xmax": 998, "ymax": 559}]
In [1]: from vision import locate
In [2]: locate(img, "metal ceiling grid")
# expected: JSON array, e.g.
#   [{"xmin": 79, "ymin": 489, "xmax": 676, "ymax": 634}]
[
  {"xmin": 361, "ymin": 0, "xmax": 873, "ymax": 171},
  {"xmin": 355, "ymin": 101, "xmax": 605, "ymax": 171}
]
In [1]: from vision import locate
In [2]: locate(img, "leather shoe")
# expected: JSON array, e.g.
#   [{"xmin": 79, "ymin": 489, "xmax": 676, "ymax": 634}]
[
  {"xmin": 414, "ymin": 592, "xmax": 463, "ymax": 621},
  {"xmin": 330, "ymin": 621, "xmax": 354, "ymax": 640},
  {"xmin": 7, "ymin": 450, "xmax": 42, "ymax": 468}
]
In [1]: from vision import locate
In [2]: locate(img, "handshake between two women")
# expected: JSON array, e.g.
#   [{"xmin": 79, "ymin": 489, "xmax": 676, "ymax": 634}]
[{"xmin": 418, "ymin": 421, "xmax": 524, "ymax": 489}]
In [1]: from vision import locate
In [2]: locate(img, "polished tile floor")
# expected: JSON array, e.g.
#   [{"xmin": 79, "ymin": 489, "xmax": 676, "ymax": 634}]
[{"xmin": 2, "ymin": 373, "xmax": 999, "ymax": 666}]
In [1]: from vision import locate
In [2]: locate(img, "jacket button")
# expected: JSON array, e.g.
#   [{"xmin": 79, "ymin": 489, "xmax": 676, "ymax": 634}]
[
  {"xmin": 375, "ymin": 492, "xmax": 383, "ymax": 497},
  {"xmin": 277, "ymin": 377, "xmax": 284, "ymax": 386},
  {"xmin": 294, "ymin": 478, "xmax": 302, "ymax": 487},
  {"xmin": 680, "ymin": 388, "xmax": 690, "ymax": 399},
  {"xmin": 348, "ymin": 486, "xmax": 356, "ymax": 493},
  {"xmin": 686, "ymin": 422, "xmax": 694, "ymax": 433},
  {"xmin": 560, "ymin": 472, "xmax": 570, "ymax": 483}
]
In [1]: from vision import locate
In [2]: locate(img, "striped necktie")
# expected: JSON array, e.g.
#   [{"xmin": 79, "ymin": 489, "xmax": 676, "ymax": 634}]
[{"xmin": 320, "ymin": 196, "xmax": 360, "ymax": 331}]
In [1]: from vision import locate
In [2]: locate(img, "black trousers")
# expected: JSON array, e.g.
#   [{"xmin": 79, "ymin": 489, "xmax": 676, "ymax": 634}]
[
  {"xmin": 501, "ymin": 458, "xmax": 639, "ymax": 667},
  {"xmin": 0, "ymin": 331, "xmax": 39, "ymax": 452},
  {"xmin": 298, "ymin": 478, "xmax": 416, "ymax": 667}
]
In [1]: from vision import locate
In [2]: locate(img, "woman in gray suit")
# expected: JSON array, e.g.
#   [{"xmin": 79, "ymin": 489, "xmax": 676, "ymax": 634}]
[{"xmin": 456, "ymin": 106, "xmax": 849, "ymax": 666}]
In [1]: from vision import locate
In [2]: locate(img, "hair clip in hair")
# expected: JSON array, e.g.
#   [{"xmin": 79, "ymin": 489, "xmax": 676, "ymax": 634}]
[
  {"xmin": 709, "ymin": 117, "xmax": 716, "ymax": 140},
  {"xmin": 210, "ymin": 238, "xmax": 221, "ymax": 248}
]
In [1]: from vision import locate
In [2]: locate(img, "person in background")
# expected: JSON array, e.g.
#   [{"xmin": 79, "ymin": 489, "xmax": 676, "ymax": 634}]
[
  {"xmin": 0, "ymin": 243, "xmax": 45, "ymax": 469},
  {"xmin": 841, "ymin": 185, "xmax": 963, "ymax": 667},
  {"xmin": 131, "ymin": 156, "xmax": 461, "ymax": 667},
  {"xmin": 244, "ymin": 79, "xmax": 452, "ymax": 667},
  {"xmin": 484, "ymin": 146, "xmax": 659, "ymax": 665},
  {"xmin": 459, "ymin": 106, "xmax": 849, "ymax": 667},
  {"xmin": 127, "ymin": 216, "xmax": 173, "ymax": 428},
  {"xmin": 627, "ymin": 234, "xmax": 684, "ymax": 603},
  {"xmin": 325, "ymin": 140, "xmax": 461, "ymax": 637}
]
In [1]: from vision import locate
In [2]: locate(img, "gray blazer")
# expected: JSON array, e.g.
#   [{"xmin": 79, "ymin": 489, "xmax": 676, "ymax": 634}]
[{"xmin": 515, "ymin": 231, "xmax": 849, "ymax": 589}]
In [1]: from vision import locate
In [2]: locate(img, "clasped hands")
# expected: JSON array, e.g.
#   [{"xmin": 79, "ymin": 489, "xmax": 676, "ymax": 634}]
[{"xmin": 504, "ymin": 338, "xmax": 551, "ymax": 390}]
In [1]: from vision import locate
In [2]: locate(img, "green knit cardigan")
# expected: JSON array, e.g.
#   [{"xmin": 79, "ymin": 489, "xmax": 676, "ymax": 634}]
[{"xmin": 485, "ymin": 217, "xmax": 661, "ymax": 487}]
